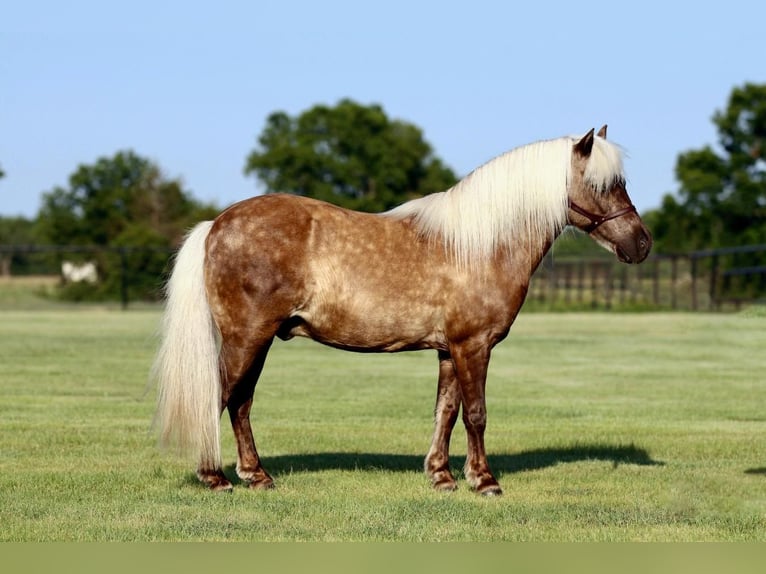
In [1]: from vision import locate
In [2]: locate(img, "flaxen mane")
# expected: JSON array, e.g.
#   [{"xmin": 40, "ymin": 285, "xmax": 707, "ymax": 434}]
[{"xmin": 385, "ymin": 134, "xmax": 625, "ymax": 266}]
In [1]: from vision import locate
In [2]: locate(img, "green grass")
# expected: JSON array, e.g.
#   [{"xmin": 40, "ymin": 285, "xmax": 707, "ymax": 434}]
[
  {"xmin": 0, "ymin": 276, "xmax": 61, "ymax": 309},
  {"xmin": 0, "ymin": 309, "xmax": 765, "ymax": 540}
]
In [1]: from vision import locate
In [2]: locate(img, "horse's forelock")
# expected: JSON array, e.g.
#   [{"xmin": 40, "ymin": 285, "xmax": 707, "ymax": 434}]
[{"xmin": 583, "ymin": 136, "xmax": 626, "ymax": 193}]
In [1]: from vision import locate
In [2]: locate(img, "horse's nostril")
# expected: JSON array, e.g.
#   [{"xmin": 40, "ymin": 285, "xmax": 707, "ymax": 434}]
[{"xmin": 638, "ymin": 230, "xmax": 652, "ymax": 252}]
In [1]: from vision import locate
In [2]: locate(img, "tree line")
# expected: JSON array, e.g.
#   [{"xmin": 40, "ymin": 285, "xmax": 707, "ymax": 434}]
[
  {"xmin": 1, "ymin": 85, "xmax": 765, "ymax": 300},
  {"xmin": 643, "ymin": 83, "xmax": 766, "ymax": 252}
]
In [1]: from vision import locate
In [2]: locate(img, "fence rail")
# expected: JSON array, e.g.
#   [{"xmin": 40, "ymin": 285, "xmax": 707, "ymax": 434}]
[
  {"xmin": 529, "ymin": 243, "xmax": 766, "ymax": 311},
  {"xmin": 2, "ymin": 243, "xmax": 766, "ymax": 311}
]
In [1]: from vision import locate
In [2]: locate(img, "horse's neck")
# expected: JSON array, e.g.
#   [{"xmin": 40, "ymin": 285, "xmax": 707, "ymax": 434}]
[{"xmin": 491, "ymin": 227, "xmax": 559, "ymax": 280}]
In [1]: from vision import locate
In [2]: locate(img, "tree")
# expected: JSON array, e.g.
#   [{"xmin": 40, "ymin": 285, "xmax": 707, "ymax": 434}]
[
  {"xmin": 0, "ymin": 216, "xmax": 38, "ymax": 276},
  {"xmin": 646, "ymin": 83, "xmax": 766, "ymax": 252},
  {"xmin": 244, "ymin": 99, "xmax": 458, "ymax": 212},
  {"xmin": 38, "ymin": 150, "xmax": 218, "ymax": 300},
  {"xmin": 0, "ymin": 165, "xmax": 40, "ymax": 276},
  {"xmin": 39, "ymin": 151, "xmax": 215, "ymax": 247}
]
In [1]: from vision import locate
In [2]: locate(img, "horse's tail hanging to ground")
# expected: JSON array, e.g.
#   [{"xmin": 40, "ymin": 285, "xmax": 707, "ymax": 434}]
[{"xmin": 152, "ymin": 220, "xmax": 222, "ymax": 471}]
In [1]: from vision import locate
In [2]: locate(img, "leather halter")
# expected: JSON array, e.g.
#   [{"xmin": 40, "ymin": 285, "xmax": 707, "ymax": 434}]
[{"xmin": 567, "ymin": 199, "xmax": 637, "ymax": 234}]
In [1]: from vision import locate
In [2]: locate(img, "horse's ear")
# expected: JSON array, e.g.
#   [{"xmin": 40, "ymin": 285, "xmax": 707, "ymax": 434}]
[
  {"xmin": 574, "ymin": 128, "xmax": 595, "ymax": 157},
  {"xmin": 597, "ymin": 124, "xmax": 607, "ymax": 139}
]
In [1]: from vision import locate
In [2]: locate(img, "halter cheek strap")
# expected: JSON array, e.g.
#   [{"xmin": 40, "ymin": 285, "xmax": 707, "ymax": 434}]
[{"xmin": 567, "ymin": 200, "xmax": 637, "ymax": 234}]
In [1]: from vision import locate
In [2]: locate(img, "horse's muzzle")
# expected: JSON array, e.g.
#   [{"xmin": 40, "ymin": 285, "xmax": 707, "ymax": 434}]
[{"xmin": 616, "ymin": 227, "xmax": 653, "ymax": 264}]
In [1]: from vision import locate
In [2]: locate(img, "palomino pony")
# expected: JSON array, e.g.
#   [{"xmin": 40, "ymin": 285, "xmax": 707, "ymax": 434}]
[{"xmin": 153, "ymin": 126, "xmax": 651, "ymax": 495}]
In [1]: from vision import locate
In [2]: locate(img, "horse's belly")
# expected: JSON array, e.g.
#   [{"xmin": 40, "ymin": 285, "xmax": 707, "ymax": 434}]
[{"xmin": 280, "ymin": 306, "xmax": 444, "ymax": 353}]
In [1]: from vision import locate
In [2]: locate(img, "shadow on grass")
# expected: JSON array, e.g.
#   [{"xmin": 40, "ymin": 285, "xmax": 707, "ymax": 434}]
[
  {"xmin": 205, "ymin": 443, "xmax": 663, "ymax": 486},
  {"xmin": 744, "ymin": 467, "xmax": 766, "ymax": 476}
]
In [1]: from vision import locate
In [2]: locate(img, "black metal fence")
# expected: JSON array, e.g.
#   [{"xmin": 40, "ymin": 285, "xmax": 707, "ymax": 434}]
[
  {"xmin": 528, "ymin": 243, "xmax": 766, "ymax": 311},
  {"xmin": 2, "ymin": 243, "xmax": 766, "ymax": 311}
]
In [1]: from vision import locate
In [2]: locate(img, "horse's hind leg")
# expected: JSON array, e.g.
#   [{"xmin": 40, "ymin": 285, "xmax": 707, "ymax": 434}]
[{"xmin": 221, "ymin": 337, "xmax": 276, "ymax": 489}]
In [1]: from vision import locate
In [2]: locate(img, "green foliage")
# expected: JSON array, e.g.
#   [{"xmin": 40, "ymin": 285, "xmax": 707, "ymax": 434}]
[
  {"xmin": 648, "ymin": 83, "xmax": 766, "ymax": 252},
  {"xmin": 244, "ymin": 99, "xmax": 458, "ymax": 212},
  {"xmin": 0, "ymin": 216, "xmax": 38, "ymax": 245},
  {"xmin": 36, "ymin": 151, "xmax": 218, "ymax": 301},
  {"xmin": 1, "ymin": 310, "xmax": 765, "ymax": 541},
  {"xmin": 0, "ymin": 216, "xmax": 41, "ymax": 275},
  {"xmin": 110, "ymin": 224, "xmax": 172, "ymax": 301},
  {"xmin": 39, "ymin": 150, "xmax": 214, "ymax": 247}
]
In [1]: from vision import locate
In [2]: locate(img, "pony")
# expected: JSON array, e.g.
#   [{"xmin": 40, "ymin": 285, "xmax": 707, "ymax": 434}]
[{"xmin": 152, "ymin": 126, "xmax": 652, "ymax": 495}]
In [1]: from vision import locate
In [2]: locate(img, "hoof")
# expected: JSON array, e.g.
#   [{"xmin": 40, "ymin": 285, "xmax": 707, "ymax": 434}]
[
  {"xmin": 200, "ymin": 474, "xmax": 233, "ymax": 492},
  {"xmin": 433, "ymin": 479, "xmax": 458, "ymax": 493},
  {"xmin": 465, "ymin": 469, "xmax": 502, "ymax": 496},
  {"xmin": 237, "ymin": 466, "xmax": 274, "ymax": 490},
  {"xmin": 479, "ymin": 485, "xmax": 503, "ymax": 497},
  {"xmin": 427, "ymin": 468, "xmax": 458, "ymax": 492},
  {"xmin": 247, "ymin": 477, "xmax": 275, "ymax": 490}
]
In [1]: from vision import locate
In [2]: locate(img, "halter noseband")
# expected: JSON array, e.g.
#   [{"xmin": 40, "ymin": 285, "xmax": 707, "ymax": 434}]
[{"xmin": 567, "ymin": 200, "xmax": 637, "ymax": 234}]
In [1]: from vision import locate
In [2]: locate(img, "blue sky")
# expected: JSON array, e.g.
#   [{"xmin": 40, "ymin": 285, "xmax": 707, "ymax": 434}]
[{"xmin": 2, "ymin": 0, "xmax": 764, "ymax": 218}]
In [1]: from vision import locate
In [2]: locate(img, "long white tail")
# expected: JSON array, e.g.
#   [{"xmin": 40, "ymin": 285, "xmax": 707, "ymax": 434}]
[{"xmin": 152, "ymin": 220, "xmax": 221, "ymax": 470}]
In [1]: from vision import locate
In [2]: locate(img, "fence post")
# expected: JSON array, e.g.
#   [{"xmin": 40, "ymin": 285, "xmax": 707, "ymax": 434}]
[
  {"xmin": 119, "ymin": 248, "xmax": 129, "ymax": 310},
  {"xmin": 671, "ymin": 255, "xmax": 678, "ymax": 310},
  {"xmin": 619, "ymin": 266, "xmax": 627, "ymax": 306},
  {"xmin": 690, "ymin": 256, "xmax": 698, "ymax": 311},
  {"xmin": 604, "ymin": 263, "xmax": 613, "ymax": 310},
  {"xmin": 546, "ymin": 254, "xmax": 555, "ymax": 305},
  {"xmin": 709, "ymin": 254, "xmax": 719, "ymax": 310},
  {"xmin": 590, "ymin": 262, "xmax": 598, "ymax": 309}
]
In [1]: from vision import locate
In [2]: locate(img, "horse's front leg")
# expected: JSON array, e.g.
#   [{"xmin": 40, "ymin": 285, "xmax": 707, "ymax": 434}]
[
  {"xmin": 451, "ymin": 339, "xmax": 502, "ymax": 496},
  {"xmin": 424, "ymin": 351, "xmax": 461, "ymax": 491}
]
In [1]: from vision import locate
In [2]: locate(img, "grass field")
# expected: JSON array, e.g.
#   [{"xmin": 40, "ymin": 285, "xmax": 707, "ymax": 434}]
[{"xmin": 0, "ymin": 306, "xmax": 765, "ymax": 541}]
